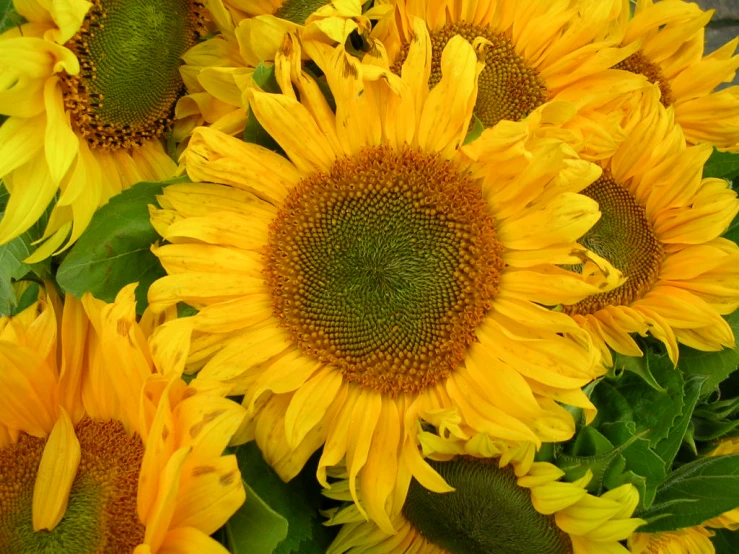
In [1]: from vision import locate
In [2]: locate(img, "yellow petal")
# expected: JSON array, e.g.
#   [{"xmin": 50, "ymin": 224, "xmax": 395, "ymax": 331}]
[
  {"xmin": 143, "ymin": 446, "xmax": 192, "ymax": 553},
  {"xmin": 158, "ymin": 526, "xmax": 232, "ymax": 554},
  {"xmin": 171, "ymin": 455, "xmax": 245, "ymax": 535},
  {"xmin": 32, "ymin": 407, "xmax": 81, "ymax": 531}
]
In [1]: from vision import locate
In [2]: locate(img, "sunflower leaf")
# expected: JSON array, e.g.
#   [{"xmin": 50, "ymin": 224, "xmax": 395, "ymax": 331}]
[
  {"xmin": 653, "ymin": 376, "xmax": 704, "ymax": 469},
  {"xmin": 703, "ymin": 148, "xmax": 739, "ymax": 181},
  {"xmin": 592, "ymin": 352, "xmax": 684, "ymax": 446},
  {"xmin": 613, "ymin": 351, "xmax": 665, "ymax": 392},
  {"xmin": 226, "ymin": 481, "xmax": 289, "ymax": 554},
  {"xmin": 0, "ymin": 0, "xmax": 24, "ymax": 34},
  {"xmin": 635, "ymin": 454, "xmax": 739, "ymax": 532},
  {"xmin": 712, "ymin": 528, "xmax": 739, "ymax": 553},
  {"xmin": 234, "ymin": 443, "xmax": 336, "ymax": 554},
  {"xmin": 678, "ymin": 310, "xmax": 739, "ymax": 396},
  {"xmin": 56, "ymin": 180, "xmax": 170, "ymax": 314}
]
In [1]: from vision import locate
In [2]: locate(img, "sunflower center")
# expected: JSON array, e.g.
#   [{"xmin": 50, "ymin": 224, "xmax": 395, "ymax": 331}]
[
  {"xmin": 264, "ymin": 146, "xmax": 504, "ymax": 395},
  {"xmin": 563, "ymin": 169, "xmax": 664, "ymax": 316},
  {"xmin": 614, "ymin": 51, "xmax": 673, "ymax": 107},
  {"xmin": 0, "ymin": 417, "xmax": 145, "ymax": 553},
  {"xmin": 274, "ymin": 0, "xmax": 330, "ymax": 24},
  {"xmin": 392, "ymin": 22, "xmax": 547, "ymax": 128},
  {"xmin": 61, "ymin": 0, "xmax": 203, "ymax": 150},
  {"xmin": 403, "ymin": 457, "xmax": 573, "ymax": 554}
]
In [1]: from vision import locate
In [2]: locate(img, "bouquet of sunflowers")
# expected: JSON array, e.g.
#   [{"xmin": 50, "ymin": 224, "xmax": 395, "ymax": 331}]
[{"xmin": 1, "ymin": 0, "xmax": 739, "ymax": 552}]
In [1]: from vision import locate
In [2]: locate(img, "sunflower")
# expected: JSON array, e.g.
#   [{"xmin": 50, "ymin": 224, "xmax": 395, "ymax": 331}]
[
  {"xmin": 148, "ymin": 29, "xmax": 625, "ymax": 531},
  {"xmin": 0, "ymin": 0, "xmax": 212, "ymax": 260},
  {"xmin": 0, "ymin": 284, "xmax": 246, "ymax": 553},
  {"xmin": 324, "ymin": 432, "xmax": 644, "ymax": 554},
  {"xmin": 371, "ymin": 0, "xmax": 651, "ymax": 161},
  {"xmin": 610, "ymin": 0, "xmax": 739, "ymax": 151},
  {"xmin": 561, "ymin": 91, "xmax": 739, "ymax": 366},
  {"xmin": 174, "ymin": 0, "xmax": 369, "ymax": 141}
]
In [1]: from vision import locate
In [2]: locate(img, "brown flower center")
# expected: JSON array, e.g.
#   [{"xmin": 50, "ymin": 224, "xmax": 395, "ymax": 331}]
[
  {"xmin": 0, "ymin": 417, "xmax": 145, "ymax": 553},
  {"xmin": 61, "ymin": 0, "xmax": 204, "ymax": 150},
  {"xmin": 563, "ymin": 169, "xmax": 664, "ymax": 315},
  {"xmin": 392, "ymin": 22, "xmax": 548, "ymax": 128},
  {"xmin": 614, "ymin": 51, "xmax": 674, "ymax": 107},
  {"xmin": 264, "ymin": 146, "xmax": 504, "ymax": 395}
]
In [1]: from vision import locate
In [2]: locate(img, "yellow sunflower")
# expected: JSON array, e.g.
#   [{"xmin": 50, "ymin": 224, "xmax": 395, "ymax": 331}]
[
  {"xmin": 561, "ymin": 91, "xmax": 739, "ymax": 366},
  {"xmin": 148, "ymin": 30, "xmax": 624, "ymax": 531},
  {"xmin": 324, "ymin": 432, "xmax": 644, "ymax": 554},
  {"xmin": 174, "ymin": 0, "xmax": 369, "ymax": 141},
  {"xmin": 610, "ymin": 0, "xmax": 739, "ymax": 151},
  {"xmin": 0, "ymin": 284, "xmax": 246, "ymax": 553},
  {"xmin": 0, "ymin": 0, "xmax": 211, "ymax": 259},
  {"xmin": 371, "ymin": 0, "xmax": 651, "ymax": 161}
]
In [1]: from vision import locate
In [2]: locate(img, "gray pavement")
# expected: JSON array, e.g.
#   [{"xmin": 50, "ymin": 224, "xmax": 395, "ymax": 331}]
[{"xmin": 700, "ymin": 0, "xmax": 739, "ymax": 86}]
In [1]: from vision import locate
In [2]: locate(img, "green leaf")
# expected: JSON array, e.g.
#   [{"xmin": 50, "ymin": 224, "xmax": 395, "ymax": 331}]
[
  {"xmin": 235, "ymin": 443, "xmax": 336, "ymax": 554},
  {"xmin": 712, "ymin": 528, "xmax": 739, "ymax": 554},
  {"xmin": 0, "ymin": 0, "xmax": 25, "ymax": 34},
  {"xmin": 636, "ymin": 454, "xmax": 739, "ymax": 532},
  {"xmin": 600, "ymin": 421, "xmax": 667, "ymax": 509},
  {"xmin": 613, "ymin": 351, "xmax": 665, "ymax": 392},
  {"xmin": 463, "ymin": 115, "xmax": 484, "ymax": 145},
  {"xmin": 227, "ymin": 481, "xmax": 289, "ymax": 554},
  {"xmin": 56, "ymin": 180, "xmax": 170, "ymax": 313},
  {"xmin": 556, "ymin": 426, "xmax": 647, "ymax": 495},
  {"xmin": 703, "ymin": 149, "xmax": 739, "ymax": 181},
  {"xmin": 654, "ymin": 377, "xmax": 704, "ymax": 468},
  {"xmin": 678, "ymin": 310, "xmax": 739, "ymax": 396},
  {"xmin": 593, "ymin": 352, "xmax": 684, "ymax": 446},
  {"xmin": 244, "ymin": 63, "xmax": 285, "ymax": 154}
]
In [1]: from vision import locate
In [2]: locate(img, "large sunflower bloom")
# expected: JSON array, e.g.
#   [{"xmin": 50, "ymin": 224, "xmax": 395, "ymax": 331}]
[
  {"xmin": 0, "ymin": 0, "xmax": 210, "ymax": 259},
  {"xmin": 610, "ymin": 0, "xmax": 739, "ymax": 151},
  {"xmin": 562, "ymin": 92, "xmax": 739, "ymax": 366},
  {"xmin": 371, "ymin": 0, "xmax": 650, "ymax": 160},
  {"xmin": 148, "ymin": 30, "xmax": 621, "ymax": 531},
  {"xmin": 175, "ymin": 0, "xmax": 369, "ymax": 141},
  {"xmin": 0, "ymin": 284, "xmax": 246, "ymax": 553},
  {"xmin": 629, "ymin": 439, "xmax": 739, "ymax": 553},
  {"xmin": 325, "ymin": 432, "xmax": 644, "ymax": 554}
]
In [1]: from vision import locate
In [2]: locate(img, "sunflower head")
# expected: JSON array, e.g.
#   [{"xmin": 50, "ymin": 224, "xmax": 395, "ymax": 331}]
[
  {"xmin": 0, "ymin": 285, "xmax": 246, "ymax": 553},
  {"xmin": 325, "ymin": 431, "xmax": 644, "ymax": 554}
]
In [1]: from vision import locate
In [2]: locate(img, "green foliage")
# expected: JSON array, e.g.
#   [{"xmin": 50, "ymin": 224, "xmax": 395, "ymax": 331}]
[
  {"xmin": 0, "ymin": 0, "xmax": 25, "ymax": 35},
  {"xmin": 232, "ymin": 443, "xmax": 336, "ymax": 554},
  {"xmin": 56, "ymin": 180, "xmax": 178, "ymax": 313},
  {"xmin": 636, "ymin": 455, "xmax": 739, "ymax": 532},
  {"xmin": 712, "ymin": 528, "xmax": 739, "ymax": 553},
  {"xmin": 703, "ymin": 148, "xmax": 739, "ymax": 181}
]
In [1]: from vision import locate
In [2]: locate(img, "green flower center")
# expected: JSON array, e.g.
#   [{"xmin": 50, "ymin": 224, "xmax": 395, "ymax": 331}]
[
  {"xmin": 392, "ymin": 22, "xmax": 548, "ymax": 128},
  {"xmin": 563, "ymin": 169, "xmax": 664, "ymax": 315},
  {"xmin": 264, "ymin": 146, "xmax": 503, "ymax": 395},
  {"xmin": 273, "ymin": 0, "xmax": 330, "ymax": 25},
  {"xmin": 62, "ymin": 0, "xmax": 203, "ymax": 149},
  {"xmin": 614, "ymin": 51, "xmax": 674, "ymax": 107},
  {"xmin": 0, "ymin": 418, "xmax": 145, "ymax": 553},
  {"xmin": 403, "ymin": 457, "xmax": 573, "ymax": 554}
]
